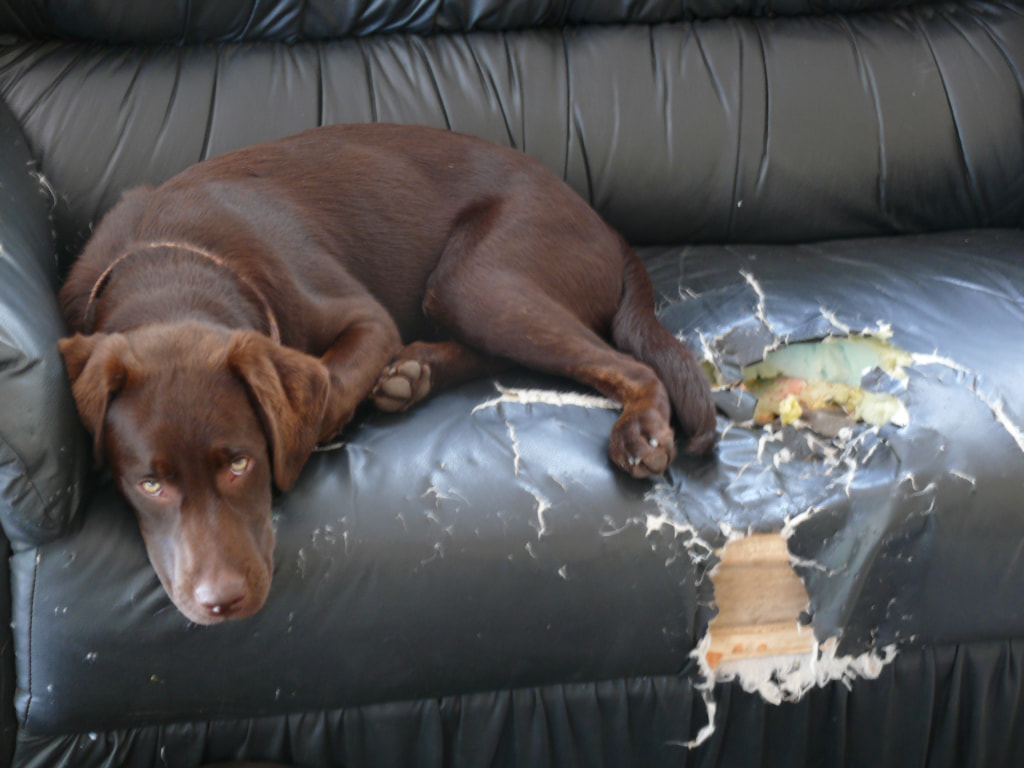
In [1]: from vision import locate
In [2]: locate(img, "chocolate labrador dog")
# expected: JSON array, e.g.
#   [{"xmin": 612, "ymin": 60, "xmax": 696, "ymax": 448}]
[{"xmin": 59, "ymin": 123, "xmax": 716, "ymax": 625}]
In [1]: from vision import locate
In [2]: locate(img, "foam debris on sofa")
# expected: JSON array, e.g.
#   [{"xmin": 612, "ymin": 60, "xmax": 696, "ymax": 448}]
[{"xmin": 1, "ymin": 0, "xmax": 1024, "ymax": 766}]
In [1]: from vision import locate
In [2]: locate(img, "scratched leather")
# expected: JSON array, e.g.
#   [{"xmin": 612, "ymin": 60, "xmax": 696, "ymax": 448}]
[{"xmin": 2, "ymin": 0, "xmax": 1024, "ymax": 763}]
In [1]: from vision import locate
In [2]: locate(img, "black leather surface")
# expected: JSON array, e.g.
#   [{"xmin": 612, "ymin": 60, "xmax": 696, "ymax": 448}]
[
  {"xmin": 12, "ymin": 641, "xmax": 1024, "ymax": 767},
  {"xmin": 2, "ymin": 0, "xmax": 1024, "ymax": 764},
  {"xmin": 0, "ymin": 533, "xmax": 13, "ymax": 768},
  {"xmin": 13, "ymin": 230, "xmax": 1024, "ymax": 739},
  {"xmin": 653, "ymin": 230, "xmax": 1024, "ymax": 653},
  {"xmin": 0, "ymin": 0, "xmax": 950, "ymax": 43},
  {"xmin": 15, "ymin": 380, "xmax": 711, "ymax": 734},
  {"xmin": 0, "ymin": 96, "xmax": 78, "ymax": 768},
  {"xmin": 0, "ymin": 1, "xmax": 1021, "ymax": 266},
  {"xmin": 0, "ymin": 98, "xmax": 87, "ymax": 550}
]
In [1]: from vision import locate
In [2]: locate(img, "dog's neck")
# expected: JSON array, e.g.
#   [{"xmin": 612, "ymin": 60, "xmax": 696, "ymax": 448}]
[{"xmin": 85, "ymin": 241, "xmax": 281, "ymax": 343}]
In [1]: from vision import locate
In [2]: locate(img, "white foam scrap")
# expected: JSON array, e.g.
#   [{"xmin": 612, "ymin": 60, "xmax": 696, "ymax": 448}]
[
  {"xmin": 531, "ymin": 491, "xmax": 553, "ymax": 537},
  {"xmin": 642, "ymin": 510, "xmax": 698, "ymax": 539},
  {"xmin": 817, "ymin": 313, "xmax": 896, "ymax": 341},
  {"xmin": 910, "ymin": 351, "xmax": 970, "ymax": 374},
  {"xmin": 740, "ymin": 270, "xmax": 771, "ymax": 330},
  {"xmin": 819, "ymin": 308, "xmax": 852, "ymax": 335},
  {"xmin": 642, "ymin": 482, "xmax": 700, "ymax": 539},
  {"xmin": 756, "ymin": 426, "xmax": 786, "ymax": 462},
  {"xmin": 505, "ymin": 420, "xmax": 522, "ymax": 476},
  {"xmin": 664, "ymin": 684, "xmax": 718, "ymax": 750},
  {"xmin": 689, "ymin": 630, "xmax": 898, "ymax": 719},
  {"xmin": 989, "ymin": 397, "xmax": 1024, "ymax": 454},
  {"xmin": 866, "ymin": 321, "xmax": 894, "ymax": 340},
  {"xmin": 694, "ymin": 328, "xmax": 714, "ymax": 361},
  {"xmin": 472, "ymin": 383, "xmax": 620, "ymax": 413},
  {"xmin": 712, "ymin": 639, "xmax": 897, "ymax": 706}
]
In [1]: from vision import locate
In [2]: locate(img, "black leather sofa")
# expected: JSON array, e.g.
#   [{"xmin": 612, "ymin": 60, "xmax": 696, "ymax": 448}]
[{"xmin": 1, "ymin": 0, "xmax": 1024, "ymax": 765}]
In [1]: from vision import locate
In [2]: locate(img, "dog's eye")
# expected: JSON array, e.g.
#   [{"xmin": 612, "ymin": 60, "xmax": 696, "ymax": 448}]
[
  {"xmin": 139, "ymin": 479, "xmax": 163, "ymax": 497},
  {"xmin": 229, "ymin": 456, "xmax": 251, "ymax": 476}
]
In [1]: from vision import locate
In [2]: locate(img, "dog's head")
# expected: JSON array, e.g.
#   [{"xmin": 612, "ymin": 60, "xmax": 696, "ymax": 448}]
[{"xmin": 59, "ymin": 323, "xmax": 329, "ymax": 625}]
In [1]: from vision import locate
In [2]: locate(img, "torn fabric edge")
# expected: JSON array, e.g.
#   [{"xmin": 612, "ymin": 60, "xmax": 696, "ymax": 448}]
[
  {"xmin": 908, "ymin": 353, "xmax": 1024, "ymax": 455},
  {"xmin": 695, "ymin": 292, "xmax": 1024, "ymax": 455},
  {"xmin": 471, "ymin": 383, "xmax": 620, "ymax": 478},
  {"xmin": 679, "ymin": 562, "xmax": 898, "ymax": 747},
  {"xmin": 640, "ymin": 483, "xmax": 730, "ymax": 749},
  {"xmin": 313, "ymin": 382, "xmax": 621, "ymax": 454},
  {"xmin": 665, "ymin": 510, "xmax": 900, "ymax": 745},
  {"xmin": 667, "ymin": 688, "xmax": 718, "ymax": 750},
  {"xmin": 472, "ymin": 382, "xmax": 621, "ymax": 413},
  {"xmin": 691, "ymin": 633, "xmax": 898, "ymax": 708}
]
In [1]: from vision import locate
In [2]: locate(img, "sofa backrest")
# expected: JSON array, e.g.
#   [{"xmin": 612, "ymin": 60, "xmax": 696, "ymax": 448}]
[
  {"xmin": 1, "ymin": 0, "xmax": 1022, "ymax": 268},
  {"xmin": 0, "ymin": 0, "xmax": 956, "ymax": 43}
]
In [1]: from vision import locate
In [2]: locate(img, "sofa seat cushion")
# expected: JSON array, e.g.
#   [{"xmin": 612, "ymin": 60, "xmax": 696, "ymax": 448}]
[
  {"xmin": 12, "ymin": 229, "xmax": 1024, "ymax": 737},
  {"xmin": 13, "ymin": 640, "xmax": 1024, "ymax": 768}
]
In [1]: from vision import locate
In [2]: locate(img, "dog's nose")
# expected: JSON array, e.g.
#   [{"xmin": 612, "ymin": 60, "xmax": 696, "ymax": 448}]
[{"xmin": 194, "ymin": 573, "xmax": 248, "ymax": 617}]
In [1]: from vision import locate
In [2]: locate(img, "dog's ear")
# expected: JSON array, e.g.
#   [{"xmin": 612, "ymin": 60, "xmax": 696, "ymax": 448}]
[
  {"xmin": 58, "ymin": 333, "xmax": 134, "ymax": 467},
  {"xmin": 227, "ymin": 332, "xmax": 330, "ymax": 491}
]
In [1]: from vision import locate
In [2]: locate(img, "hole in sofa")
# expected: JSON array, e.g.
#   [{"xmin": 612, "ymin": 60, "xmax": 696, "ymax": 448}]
[
  {"xmin": 711, "ymin": 334, "xmax": 912, "ymax": 438},
  {"xmin": 704, "ymin": 532, "xmax": 814, "ymax": 669}
]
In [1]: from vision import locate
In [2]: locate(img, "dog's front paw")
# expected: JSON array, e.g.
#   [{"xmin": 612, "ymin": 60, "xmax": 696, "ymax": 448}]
[
  {"xmin": 373, "ymin": 360, "xmax": 432, "ymax": 412},
  {"xmin": 609, "ymin": 408, "xmax": 676, "ymax": 478}
]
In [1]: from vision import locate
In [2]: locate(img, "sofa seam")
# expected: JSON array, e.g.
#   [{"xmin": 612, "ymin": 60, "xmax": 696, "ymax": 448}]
[{"xmin": 22, "ymin": 541, "xmax": 38, "ymax": 727}]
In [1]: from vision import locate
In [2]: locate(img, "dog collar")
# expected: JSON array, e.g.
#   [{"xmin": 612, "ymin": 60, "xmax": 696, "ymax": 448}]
[{"xmin": 84, "ymin": 240, "xmax": 281, "ymax": 343}]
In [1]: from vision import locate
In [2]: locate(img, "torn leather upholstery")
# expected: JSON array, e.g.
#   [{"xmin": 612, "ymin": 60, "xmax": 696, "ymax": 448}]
[{"xmin": 0, "ymin": 0, "xmax": 1023, "ymax": 765}]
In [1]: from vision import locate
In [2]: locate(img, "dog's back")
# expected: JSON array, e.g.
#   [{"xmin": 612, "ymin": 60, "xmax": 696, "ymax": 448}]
[{"xmin": 64, "ymin": 124, "xmax": 617, "ymax": 341}]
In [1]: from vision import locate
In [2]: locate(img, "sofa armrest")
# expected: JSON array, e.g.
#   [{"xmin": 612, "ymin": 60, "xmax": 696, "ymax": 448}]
[{"xmin": 0, "ymin": 97, "xmax": 87, "ymax": 550}]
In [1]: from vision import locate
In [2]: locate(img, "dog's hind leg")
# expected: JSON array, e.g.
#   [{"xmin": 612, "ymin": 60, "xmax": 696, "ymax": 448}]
[
  {"xmin": 424, "ymin": 274, "xmax": 678, "ymax": 477},
  {"xmin": 611, "ymin": 244, "xmax": 717, "ymax": 456},
  {"xmin": 415, "ymin": 193, "xmax": 714, "ymax": 474}
]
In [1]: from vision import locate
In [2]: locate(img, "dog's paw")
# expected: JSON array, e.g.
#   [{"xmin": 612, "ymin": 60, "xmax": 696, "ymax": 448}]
[
  {"xmin": 373, "ymin": 360, "xmax": 432, "ymax": 412},
  {"xmin": 608, "ymin": 408, "xmax": 676, "ymax": 478}
]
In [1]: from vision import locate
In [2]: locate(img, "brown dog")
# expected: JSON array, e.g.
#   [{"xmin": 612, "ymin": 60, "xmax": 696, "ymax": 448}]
[{"xmin": 59, "ymin": 123, "xmax": 716, "ymax": 625}]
